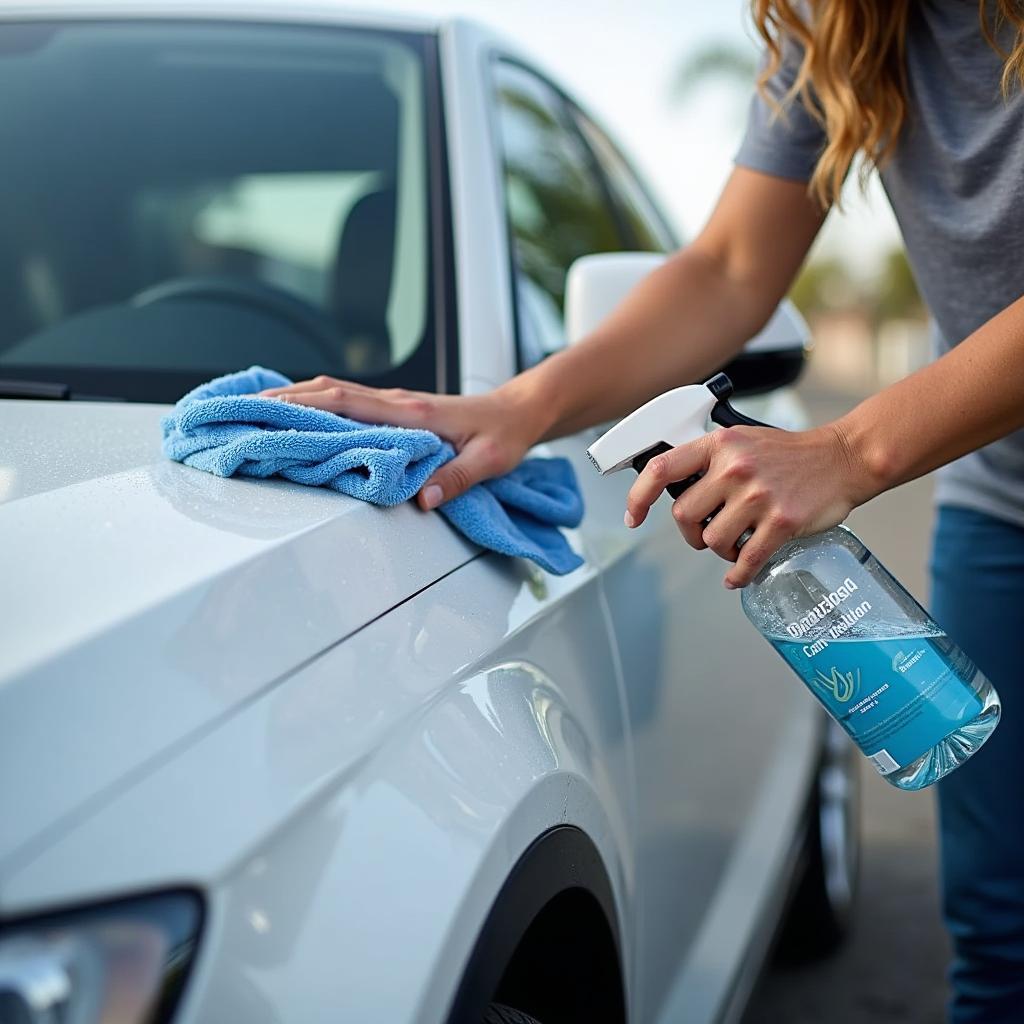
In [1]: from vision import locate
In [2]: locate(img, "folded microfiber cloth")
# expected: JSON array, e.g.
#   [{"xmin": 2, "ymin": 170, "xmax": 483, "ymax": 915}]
[{"xmin": 161, "ymin": 366, "xmax": 584, "ymax": 575}]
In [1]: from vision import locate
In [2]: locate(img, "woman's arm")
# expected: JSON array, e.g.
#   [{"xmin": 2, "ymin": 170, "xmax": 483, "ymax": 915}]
[
  {"xmin": 507, "ymin": 167, "xmax": 826, "ymax": 438},
  {"xmin": 625, "ymin": 291, "xmax": 1024, "ymax": 589},
  {"xmin": 261, "ymin": 168, "xmax": 825, "ymax": 508},
  {"xmin": 840, "ymin": 295, "xmax": 1024, "ymax": 486}
]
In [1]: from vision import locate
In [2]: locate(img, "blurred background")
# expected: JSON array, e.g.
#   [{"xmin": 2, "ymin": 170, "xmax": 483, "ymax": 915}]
[{"xmin": 370, "ymin": 1, "xmax": 944, "ymax": 1020}]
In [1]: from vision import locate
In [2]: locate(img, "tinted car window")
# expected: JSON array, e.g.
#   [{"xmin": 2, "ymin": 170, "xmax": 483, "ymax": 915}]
[
  {"xmin": 0, "ymin": 22, "xmax": 439, "ymax": 401},
  {"xmin": 493, "ymin": 60, "xmax": 629, "ymax": 366}
]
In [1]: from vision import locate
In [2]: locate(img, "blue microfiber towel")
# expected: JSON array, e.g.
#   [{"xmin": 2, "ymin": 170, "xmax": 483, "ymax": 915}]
[{"xmin": 161, "ymin": 366, "xmax": 584, "ymax": 575}]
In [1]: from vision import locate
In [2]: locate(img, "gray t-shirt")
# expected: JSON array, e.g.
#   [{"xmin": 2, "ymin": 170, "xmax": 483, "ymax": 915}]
[{"xmin": 736, "ymin": 0, "xmax": 1024, "ymax": 528}]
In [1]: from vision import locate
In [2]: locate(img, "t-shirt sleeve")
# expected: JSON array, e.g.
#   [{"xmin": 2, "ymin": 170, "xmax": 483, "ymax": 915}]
[{"xmin": 734, "ymin": 34, "xmax": 826, "ymax": 183}]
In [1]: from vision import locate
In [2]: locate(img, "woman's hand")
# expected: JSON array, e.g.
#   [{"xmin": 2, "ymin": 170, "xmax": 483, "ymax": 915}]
[
  {"xmin": 624, "ymin": 423, "xmax": 877, "ymax": 589},
  {"xmin": 259, "ymin": 376, "xmax": 544, "ymax": 510}
]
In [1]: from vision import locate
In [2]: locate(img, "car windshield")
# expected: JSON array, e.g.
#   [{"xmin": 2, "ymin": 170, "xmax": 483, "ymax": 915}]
[{"xmin": 0, "ymin": 20, "xmax": 442, "ymax": 402}]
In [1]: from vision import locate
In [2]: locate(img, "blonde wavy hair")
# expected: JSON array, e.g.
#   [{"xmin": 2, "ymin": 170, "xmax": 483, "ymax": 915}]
[{"xmin": 751, "ymin": 0, "xmax": 1024, "ymax": 207}]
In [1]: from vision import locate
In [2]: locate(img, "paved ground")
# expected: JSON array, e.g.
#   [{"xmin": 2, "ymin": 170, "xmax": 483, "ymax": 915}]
[{"xmin": 742, "ymin": 380, "xmax": 951, "ymax": 1024}]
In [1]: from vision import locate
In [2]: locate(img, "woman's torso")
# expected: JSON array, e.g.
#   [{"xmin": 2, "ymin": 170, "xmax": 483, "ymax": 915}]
[{"xmin": 869, "ymin": 1, "xmax": 1024, "ymax": 523}]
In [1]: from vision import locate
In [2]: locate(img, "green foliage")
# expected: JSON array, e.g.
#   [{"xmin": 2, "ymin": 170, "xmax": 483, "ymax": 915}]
[
  {"xmin": 874, "ymin": 248, "xmax": 924, "ymax": 323},
  {"xmin": 789, "ymin": 257, "xmax": 851, "ymax": 315}
]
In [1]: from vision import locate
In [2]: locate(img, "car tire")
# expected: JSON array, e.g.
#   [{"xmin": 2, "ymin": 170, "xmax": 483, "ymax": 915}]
[
  {"xmin": 481, "ymin": 1004, "xmax": 543, "ymax": 1024},
  {"xmin": 776, "ymin": 719, "xmax": 861, "ymax": 962}
]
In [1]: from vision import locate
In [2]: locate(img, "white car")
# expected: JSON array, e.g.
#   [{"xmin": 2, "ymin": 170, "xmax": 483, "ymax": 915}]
[{"xmin": 0, "ymin": 5, "xmax": 859, "ymax": 1023}]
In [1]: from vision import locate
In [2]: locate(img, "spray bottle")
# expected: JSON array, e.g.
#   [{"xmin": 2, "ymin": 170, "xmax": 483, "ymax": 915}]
[{"xmin": 587, "ymin": 373, "xmax": 1000, "ymax": 790}]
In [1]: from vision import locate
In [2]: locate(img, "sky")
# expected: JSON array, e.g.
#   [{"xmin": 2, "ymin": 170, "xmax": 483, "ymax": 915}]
[{"xmin": 366, "ymin": 0, "xmax": 902, "ymax": 275}]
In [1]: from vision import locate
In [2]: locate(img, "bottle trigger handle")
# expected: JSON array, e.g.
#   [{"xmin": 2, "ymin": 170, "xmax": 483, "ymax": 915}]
[{"xmin": 703, "ymin": 372, "xmax": 776, "ymax": 431}]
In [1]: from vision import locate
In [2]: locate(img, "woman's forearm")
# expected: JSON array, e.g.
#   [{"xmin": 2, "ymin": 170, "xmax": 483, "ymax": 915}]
[
  {"xmin": 503, "ymin": 247, "xmax": 769, "ymax": 441},
  {"xmin": 837, "ymin": 292, "xmax": 1024, "ymax": 502},
  {"xmin": 497, "ymin": 168, "xmax": 827, "ymax": 442}
]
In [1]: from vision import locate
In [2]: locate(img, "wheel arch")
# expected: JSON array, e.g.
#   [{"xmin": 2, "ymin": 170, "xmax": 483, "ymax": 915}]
[{"xmin": 445, "ymin": 825, "xmax": 627, "ymax": 1024}]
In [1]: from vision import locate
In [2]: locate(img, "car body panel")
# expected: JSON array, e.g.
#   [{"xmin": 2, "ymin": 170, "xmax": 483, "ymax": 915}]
[
  {"xmin": 569, "ymin": 386, "xmax": 815, "ymax": 1024},
  {"xmin": 5, "ymin": 547, "xmax": 632, "ymax": 1024},
  {"xmin": 0, "ymin": 399, "xmax": 488, "ymax": 873},
  {"xmin": 545, "ymin": 395, "xmax": 816, "ymax": 1024}
]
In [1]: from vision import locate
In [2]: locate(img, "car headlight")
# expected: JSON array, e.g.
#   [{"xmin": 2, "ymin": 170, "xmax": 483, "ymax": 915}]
[{"xmin": 0, "ymin": 890, "xmax": 202, "ymax": 1024}]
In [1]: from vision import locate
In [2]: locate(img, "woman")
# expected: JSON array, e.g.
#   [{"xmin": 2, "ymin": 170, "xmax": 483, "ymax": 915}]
[{"xmin": 264, "ymin": 2, "xmax": 1024, "ymax": 1018}]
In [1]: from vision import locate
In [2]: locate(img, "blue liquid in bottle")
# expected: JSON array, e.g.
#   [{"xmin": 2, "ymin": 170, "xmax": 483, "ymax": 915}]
[{"xmin": 742, "ymin": 527, "xmax": 1000, "ymax": 789}]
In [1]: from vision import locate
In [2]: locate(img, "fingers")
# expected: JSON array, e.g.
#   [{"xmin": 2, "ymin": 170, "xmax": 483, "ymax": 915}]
[
  {"xmin": 723, "ymin": 510, "xmax": 798, "ymax": 589},
  {"xmin": 259, "ymin": 375, "xmax": 372, "ymax": 397},
  {"xmin": 261, "ymin": 377, "xmax": 436, "ymax": 429},
  {"xmin": 257, "ymin": 379, "xmax": 524, "ymax": 512},
  {"xmin": 417, "ymin": 435, "xmax": 508, "ymax": 510},
  {"xmin": 621, "ymin": 423, "xmax": 845, "ymax": 589},
  {"xmin": 669, "ymin": 476, "xmax": 729, "ymax": 550},
  {"xmin": 625, "ymin": 435, "xmax": 713, "ymax": 529},
  {"xmin": 699, "ymin": 498, "xmax": 756, "ymax": 562},
  {"xmin": 624, "ymin": 426, "xmax": 798, "ymax": 587}
]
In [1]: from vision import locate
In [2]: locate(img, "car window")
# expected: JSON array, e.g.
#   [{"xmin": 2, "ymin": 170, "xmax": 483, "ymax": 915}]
[
  {"xmin": 492, "ymin": 60, "xmax": 629, "ymax": 367},
  {"xmin": 0, "ymin": 21, "xmax": 441, "ymax": 402},
  {"xmin": 571, "ymin": 109, "xmax": 678, "ymax": 253}
]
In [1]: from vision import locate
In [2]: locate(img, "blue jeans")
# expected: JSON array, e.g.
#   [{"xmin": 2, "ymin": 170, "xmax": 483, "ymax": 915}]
[{"xmin": 932, "ymin": 505, "xmax": 1024, "ymax": 1023}]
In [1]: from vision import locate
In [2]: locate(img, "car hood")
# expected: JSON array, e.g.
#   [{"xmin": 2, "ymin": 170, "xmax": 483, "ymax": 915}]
[{"xmin": 0, "ymin": 400, "xmax": 478, "ymax": 872}]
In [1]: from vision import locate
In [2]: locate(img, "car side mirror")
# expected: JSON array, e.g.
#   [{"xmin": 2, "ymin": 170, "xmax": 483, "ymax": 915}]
[{"xmin": 564, "ymin": 252, "xmax": 810, "ymax": 396}]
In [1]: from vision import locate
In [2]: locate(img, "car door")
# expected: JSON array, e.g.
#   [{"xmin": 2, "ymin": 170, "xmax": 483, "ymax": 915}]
[{"xmin": 490, "ymin": 58, "xmax": 817, "ymax": 1022}]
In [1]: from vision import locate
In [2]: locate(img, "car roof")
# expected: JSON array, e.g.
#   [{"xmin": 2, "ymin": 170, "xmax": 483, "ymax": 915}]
[{"xmin": 0, "ymin": 0, "xmax": 444, "ymax": 34}]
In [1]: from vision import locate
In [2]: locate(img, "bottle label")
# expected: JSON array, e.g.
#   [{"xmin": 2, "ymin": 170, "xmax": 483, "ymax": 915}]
[{"xmin": 769, "ymin": 634, "xmax": 983, "ymax": 773}]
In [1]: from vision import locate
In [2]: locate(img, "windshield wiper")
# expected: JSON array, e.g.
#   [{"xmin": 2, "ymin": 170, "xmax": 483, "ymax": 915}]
[{"xmin": 0, "ymin": 378, "xmax": 70, "ymax": 400}]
